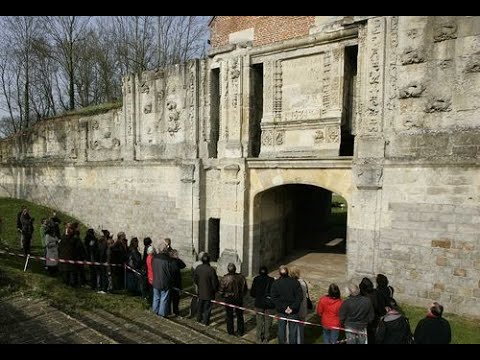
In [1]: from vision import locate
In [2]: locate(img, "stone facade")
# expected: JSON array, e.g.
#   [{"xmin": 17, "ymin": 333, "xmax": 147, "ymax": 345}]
[{"xmin": 0, "ymin": 16, "xmax": 479, "ymax": 317}]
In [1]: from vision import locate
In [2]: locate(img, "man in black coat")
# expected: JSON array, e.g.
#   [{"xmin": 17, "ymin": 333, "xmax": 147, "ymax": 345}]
[
  {"xmin": 194, "ymin": 253, "xmax": 218, "ymax": 325},
  {"xmin": 250, "ymin": 265, "xmax": 275, "ymax": 343},
  {"xmin": 414, "ymin": 302, "xmax": 451, "ymax": 344},
  {"xmin": 270, "ymin": 265, "xmax": 303, "ymax": 344},
  {"xmin": 219, "ymin": 263, "xmax": 248, "ymax": 336}
]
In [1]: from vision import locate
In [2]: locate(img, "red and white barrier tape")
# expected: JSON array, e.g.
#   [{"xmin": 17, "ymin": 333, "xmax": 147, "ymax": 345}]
[
  {"xmin": 1, "ymin": 247, "xmax": 367, "ymax": 339},
  {"xmin": 0, "ymin": 248, "xmax": 124, "ymax": 267},
  {"xmin": 174, "ymin": 287, "xmax": 367, "ymax": 336}
]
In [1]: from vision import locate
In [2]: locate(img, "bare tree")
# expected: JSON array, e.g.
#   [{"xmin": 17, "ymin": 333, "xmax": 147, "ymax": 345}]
[
  {"xmin": 0, "ymin": 16, "xmax": 44, "ymax": 133},
  {"xmin": 156, "ymin": 16, "xmax": 209, "ymax": 67},
  {"xmin": 46, "ymin": 16, "xmax": 92, "ymax": 111},
  {"xmin": 0, "ymin": 16, "xmax": 210, "ymax": 137}
]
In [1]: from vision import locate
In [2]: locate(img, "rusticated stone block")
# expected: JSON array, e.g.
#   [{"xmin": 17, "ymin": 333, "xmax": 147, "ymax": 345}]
[
  {"xmin": 431, "ymin": 239, "xmax": 451, "ymax": 248},
  {"xmin": 434, "ymin": 283, "xmax": 445, "ymax": 291},
  {"xmin": 474, "ymin": 289, "xmax": 480, "ymax": 298},
  {"xmin": 453, "ymin": 268, "xmax": 466, "ymax": 277},
  {"xmin": 436, "ymin": 255, "xmax": 447, "ymax": 266}
]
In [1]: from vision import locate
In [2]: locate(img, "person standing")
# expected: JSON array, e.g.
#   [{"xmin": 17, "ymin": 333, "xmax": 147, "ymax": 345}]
[
  {"xmin": 20, "ymin": 208, "xmax": 34, "ymax": 256},
  {"xmin": 16, "ymin": 206, "xmax": 26, "ymax": 248},
  {"xmin": 339, "ymin": 283, "xmax": 375, "ymax": 344},
  {"xmin": 250, "ymin": 266, "xmax": 275, "ymax": 344},
  {"xmin": 414, "ymin": 302, "xmax": 451, "ymax": 344},
  {"xmin": 270, "ymin": 265, "xmax": 303, "ymax": 344},
  {"xmin": 44, "ymin": 222, "xmax": 59, "ymax": 275},
  {"xmin": 375, "ymin": 298, "xmax": 412, "ymax": 344},
  {"xmin": 189, "ymin": 251, "xmax": 205, "ymax": 318},
  {"xmin": 152, "ymin": 242, "xmax": 175, "ymax": 317},
  {"xmin": 219, "ymin": 263, "xmax": 248, "ymax": 336},
  {"xmin": 194, "ymin": 253, "xmax": 218, "ymax": 325},
  {"xmin": 170, "ymin": 249, "xmax": 186, "ymax": 316},
  {"xmin": 317, "ymin": 283, "xmax": 343, "ymax": 344},
  {"xmin": 289, "ymin": 266, "xmax": 308, "ymax": 344},
  {"xmin": 84, "ymin": 229, "xmax": 99, "ymax": 290}
]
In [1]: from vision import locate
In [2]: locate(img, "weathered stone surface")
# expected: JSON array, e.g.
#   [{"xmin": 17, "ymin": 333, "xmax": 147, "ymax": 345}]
[
  {"xmin": 432, "ymin": 239, "xmax": 452, "ymax": 249},
  {"xmin": 0, "ymin": 16, "xmax": 479, "ymax": 319}
]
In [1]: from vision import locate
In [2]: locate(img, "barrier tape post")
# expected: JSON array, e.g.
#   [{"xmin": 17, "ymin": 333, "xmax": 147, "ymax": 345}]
[{"xmin": 23, "ymin": 254, "xmax": 30, "ymax": 272}]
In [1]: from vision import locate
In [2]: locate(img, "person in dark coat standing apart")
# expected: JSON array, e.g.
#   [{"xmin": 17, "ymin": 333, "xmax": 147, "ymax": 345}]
[
  {"xmin": 219, "ymin": 263, "xmax": 248, "ymax": 336},
  {"xmin": 194, "ymin": 253, "xmax": 218, "ymax": 325},
  {"xmin": 414, "ymin": 302, "xmax": 451, "ymax": 344},
  {"xmin": 250, "ymin": 265, "xmax": 275, "ymax": 343},
  {"xmin": 270, "ymin": 265, "xmax": 303, "ymax": 344}
]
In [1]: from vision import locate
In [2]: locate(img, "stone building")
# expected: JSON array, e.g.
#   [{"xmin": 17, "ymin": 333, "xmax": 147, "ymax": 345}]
[{"xmin": 0, "ymin": 16, "xmax": 479, "ymax": 317}]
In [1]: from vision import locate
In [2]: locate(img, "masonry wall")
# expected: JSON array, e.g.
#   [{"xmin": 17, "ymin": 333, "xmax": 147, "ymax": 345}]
[
  {"xmin": 348, "ymin": 16, "xmax": 480, "ymax": 317},
  {"xmin": 210, "ymin": 16, "xmax": 315, "ymax": 48},
  {"xmin": 0, "ymin": 161, "xmax": 199, "ymax": 256}
]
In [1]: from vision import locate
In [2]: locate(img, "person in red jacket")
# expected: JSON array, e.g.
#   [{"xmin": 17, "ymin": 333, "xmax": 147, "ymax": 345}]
[
  {"xmin": 317, "ymin": 283, "xmax": 343, "ymax": 344},
  {"xmin": 145, "ymin": 245, "xmax": 155, "ymax": 302}
]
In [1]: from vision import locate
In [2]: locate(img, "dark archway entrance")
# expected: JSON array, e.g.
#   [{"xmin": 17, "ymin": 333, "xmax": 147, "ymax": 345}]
[{"xmin": 253, "ymin": 184, "xmax": 347, "ymax": 282}]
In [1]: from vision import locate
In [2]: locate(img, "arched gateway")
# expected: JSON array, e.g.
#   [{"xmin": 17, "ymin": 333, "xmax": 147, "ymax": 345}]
[{"xmin": 246, "ymin": 160, "xmax": 352, "ymax": 280}]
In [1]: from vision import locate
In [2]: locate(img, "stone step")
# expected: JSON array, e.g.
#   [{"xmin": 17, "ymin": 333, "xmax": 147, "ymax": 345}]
[
  {"xmin": 73, "ymin": 308, "xmax": 173, "ymax": 344},
  {"xmin": 0, "ymin": 295, "xmax": 117, "ymax": 344},
  {"xmin": 108, "ymin": 308, "xmax": 223, "ymax": 344},
  {"xmin": 175, "ymin": 293, "xmax": 256, "ymax": 344}
]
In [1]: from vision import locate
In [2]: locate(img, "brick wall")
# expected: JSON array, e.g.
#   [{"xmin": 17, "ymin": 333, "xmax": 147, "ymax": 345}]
[{"xmin": 209, "ymin": 16, "xmax": 315, "ymax": 48}]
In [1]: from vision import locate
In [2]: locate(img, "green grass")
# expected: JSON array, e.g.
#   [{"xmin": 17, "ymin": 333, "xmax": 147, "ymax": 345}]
[
  {"xmin": 0, "ymin": 197, "xmax": 88, "ymax": 251},
  {"xmin": 0, "ymin": 197, "xmax": 194, "ymax": 315},
  {"xmin": 46, "ymin": 101, "xmax": 123, "ymax": 121}
]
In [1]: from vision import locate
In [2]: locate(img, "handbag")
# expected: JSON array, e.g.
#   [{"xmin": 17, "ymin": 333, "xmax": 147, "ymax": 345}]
[
  {"xmin": 307, "ymin": 296, "xmax": 313, "ymax": 310},
  {"xmin": 306, "ymin": 282, "xmax": 313, "ymax": 310}
]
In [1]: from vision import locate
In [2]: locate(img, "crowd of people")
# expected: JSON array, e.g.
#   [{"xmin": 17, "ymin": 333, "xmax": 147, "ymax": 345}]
[{"xmin": 13, "ymin": 207, "xmax": 452, "ymax": 344}]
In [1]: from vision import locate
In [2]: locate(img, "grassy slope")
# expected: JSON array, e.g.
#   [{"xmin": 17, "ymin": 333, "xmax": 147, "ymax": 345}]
[
  {"xmin": 0, "ymin": 198, "xmax": 479, "ymax": 343},
  {"xmin": 0, "ymin": 198, "xmax": 88, "ymax": 252}
]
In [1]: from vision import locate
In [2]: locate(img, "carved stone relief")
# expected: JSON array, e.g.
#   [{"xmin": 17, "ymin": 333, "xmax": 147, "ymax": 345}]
[
  {"xmin": 144, "ymin": 104, "xmax": 152, "ymax": 114},
  {"xmin": 262, "ymin": 130, "xmax": 273, "ymax": 146},
  {"xmin": 399, "ymin": 83, "xmax": 425, "ymax": 98},
  {"xmin": 326, "ymin": 126, "xmax": 340, "ymax": 143},
  {"xmin": 464, "ymin": 53, "xmax": 480, "ymax": 73},
  {"xmin": 425, "ymin": 97, "xmax": 452, "ymax": 113},
  {"xmin": 401, "ymin": 47, "xmax": 425, "ymax": 65},
  {"xmin": 433, "ymin": 21, "xmax": 457, "ymax": 42},
  {"xmin": 275, "ymin": 131, "xmax": 284, "ymax": 145},
  {"xmin": 322, "ymin": 52, "xmax": 331, "ymax": 115},
  {"xmin": 386, "ymin": 16, "xmax": 399, "ymax": 113},
  {"xmin": 141, "ymin": 82, "xmax": 150, "ymax": 94},
  {"xmin": 189, "ymin": 63, "xmax": 196, "ymax": 121},
  {"xmin": 273, "ymin": 61, "xmax": 282, "ymax": 121},
  {"xmin": 364, "ymin": 17, "xmax": 386, "ymax": 134},
  {"xmin": 314, "ymin": 129, "xmax": 325, "ymax": 144},
  {"xmin": 166, "ymin": 101, "xmax": 180, "ymax": 135}
]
